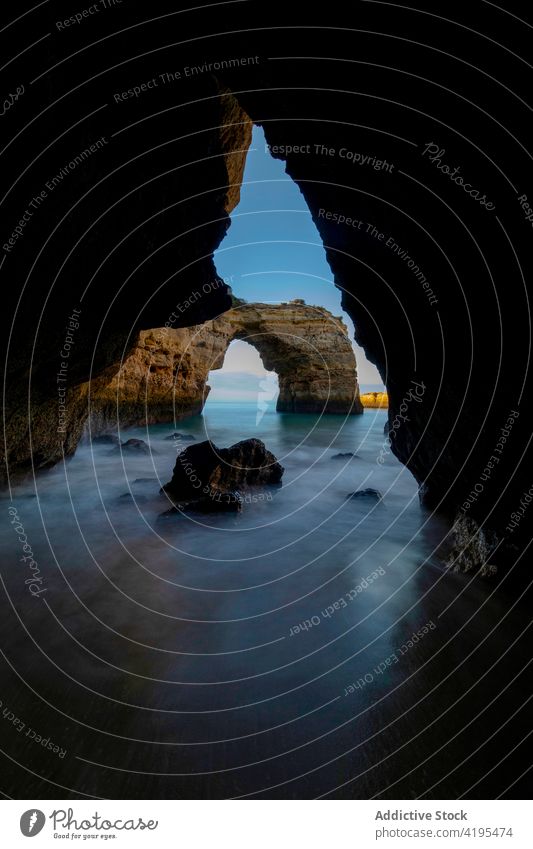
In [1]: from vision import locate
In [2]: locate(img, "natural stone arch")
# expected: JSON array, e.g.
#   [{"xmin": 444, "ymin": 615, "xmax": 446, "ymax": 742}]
[
  {"xmin": 88, "ymin": 300, "xmax": 362, "ymax": 429},
  {"xmin": 222, "ymin": 301, "xmax": 362, "ymax": 414}
]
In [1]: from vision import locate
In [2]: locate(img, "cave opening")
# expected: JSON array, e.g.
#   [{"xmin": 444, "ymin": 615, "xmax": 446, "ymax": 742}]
[
  {"xmin": 212, "ymin": 125, "xmax": 384, "ymax": 397},
  {"xmin": 2, "ymin": 13, "xmax": 529, "ymax": 806},
  {"xmin": 205, "ymin": 339, "xmax": 279, "ymax": 414}
]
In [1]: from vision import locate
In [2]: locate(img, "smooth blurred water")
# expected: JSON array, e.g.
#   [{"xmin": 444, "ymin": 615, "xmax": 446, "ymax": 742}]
[
  {"xmin": 9, "ymin": 404, "xmax": 430, "ymax": 603},
  {"xmin": 1, "ymin": 404, "xmax": 531, "ymax": 799}
]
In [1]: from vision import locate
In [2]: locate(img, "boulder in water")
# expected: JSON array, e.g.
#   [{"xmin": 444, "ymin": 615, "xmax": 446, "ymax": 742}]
[
  {"xmin": 331, "ymin": 452, "xmax": 358, "ymax": 459},
  {"xmin": 163, "ymin": 438, "xmax": 283, "ymax": 507},
  {"xmin": 346, "ymin": 488, "xmax": 383, "ymax": 501},
  {"xmin": 119, "ymin": 438, "xmax": 150, "ymax": 454}
]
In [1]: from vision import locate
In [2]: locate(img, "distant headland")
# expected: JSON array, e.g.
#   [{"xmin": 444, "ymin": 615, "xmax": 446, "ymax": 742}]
[{"xmin": 360, "ymin": 391, "xmax": 388, "ymax": 408}]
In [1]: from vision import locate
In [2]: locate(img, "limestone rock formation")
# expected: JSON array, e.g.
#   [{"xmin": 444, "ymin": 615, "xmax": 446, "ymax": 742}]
[{"xmin": 88, "ymin": 300, "xmax": 362, "ymax": 428}]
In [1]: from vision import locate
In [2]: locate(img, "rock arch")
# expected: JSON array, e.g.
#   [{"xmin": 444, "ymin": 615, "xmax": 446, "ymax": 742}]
[
  {"xmin": 89, "ymin": 300, "xmax": 362, "ymax": 429},
  {"xmin": 216, "ymin": 300, "xmax": 362, "ymax": 414}
]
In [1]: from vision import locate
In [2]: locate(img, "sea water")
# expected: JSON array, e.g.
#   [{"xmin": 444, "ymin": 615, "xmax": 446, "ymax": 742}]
[{"xmin": 1, "ymin": 403, "xmax": 530, "ymax": 799}]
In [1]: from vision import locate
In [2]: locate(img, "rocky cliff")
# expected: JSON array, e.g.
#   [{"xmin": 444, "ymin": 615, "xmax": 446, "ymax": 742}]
[{"xmin": 88, "ymin": 300, "xmax": 362, "ymax": 429}]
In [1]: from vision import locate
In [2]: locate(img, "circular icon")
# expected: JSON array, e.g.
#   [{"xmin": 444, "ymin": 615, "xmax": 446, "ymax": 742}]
[{"xmin": 20, "ymin": 810, "xmax": 46, "ymax": 837}]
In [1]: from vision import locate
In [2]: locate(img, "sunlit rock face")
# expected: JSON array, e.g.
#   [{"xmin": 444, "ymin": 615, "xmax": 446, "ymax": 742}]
[
  {"xmin": 88, "ymin": 300, "xmax": 362, "ymax": 428},
  {"xmin": 360, "ymin": 392, "xmax": 388, "ymax": 409}
]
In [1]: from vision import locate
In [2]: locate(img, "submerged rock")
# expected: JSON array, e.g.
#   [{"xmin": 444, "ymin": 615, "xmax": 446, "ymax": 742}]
[
  {"xmin": 163, "ymin": 438, "xmax": 283, "ymax": 508},
  {"xmin": 164, "ymin": 432, "xmax": 196, "ymax": 442},
  {"xmin": 119, "ymin": 492, "xmax": 148, "ymax": 502},
  {"xmin": 118, "ymin": 438, "xmax": 150, "ymax": 454},
  {"xmin": 346, "ymin": 488, "xmax": 383, "ymax": 501},
  {"xmin": 332, "ymin": 452, "xmax": 358, "ymax": 459}
]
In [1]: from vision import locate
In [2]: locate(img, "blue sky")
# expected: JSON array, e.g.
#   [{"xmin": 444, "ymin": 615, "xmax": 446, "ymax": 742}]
[{"xmin": 208, "ymin": 126, "xmax": 383, "ymax": 402}]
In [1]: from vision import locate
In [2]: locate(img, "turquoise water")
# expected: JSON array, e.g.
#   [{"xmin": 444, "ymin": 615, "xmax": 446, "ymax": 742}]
[{"xmin": 1, "ymin": 403, "xmax": 530, "ymax": 798}]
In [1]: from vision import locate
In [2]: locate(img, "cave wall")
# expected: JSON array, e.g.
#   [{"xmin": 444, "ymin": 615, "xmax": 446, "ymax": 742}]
[
  {"xmin": 2, "ymin": 83, "xmax": 252, "ymax": 478},
  {"xmin": 211, "ymin": 8, "xmax": 532, "ymax": 569}
]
